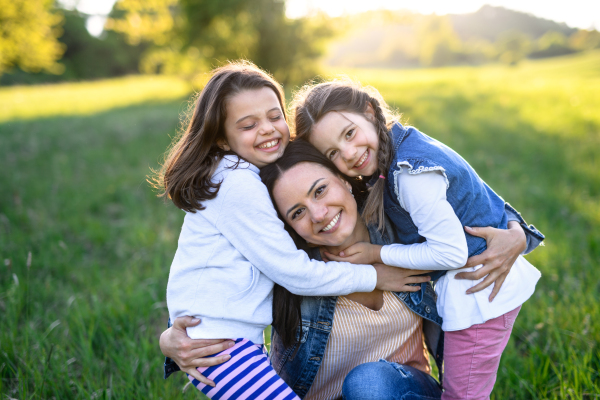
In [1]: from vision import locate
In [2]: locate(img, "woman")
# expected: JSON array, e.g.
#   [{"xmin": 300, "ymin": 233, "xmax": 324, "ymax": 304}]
[{"xmin": 161, "ymin": 141, "xmax": 539, "ymax": 399}]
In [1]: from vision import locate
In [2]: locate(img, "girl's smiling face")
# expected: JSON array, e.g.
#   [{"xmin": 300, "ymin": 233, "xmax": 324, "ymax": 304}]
[
  {"xmin": 308, "ymin": 107, "xmax": 379, "ymax": 177},
  {"xmin": 222, "ymin": 87, "xmax": 290, "ymax": 167},
  {"xmin": 272, "ymin": 162, "xmax": 358, "ymax": 248}
]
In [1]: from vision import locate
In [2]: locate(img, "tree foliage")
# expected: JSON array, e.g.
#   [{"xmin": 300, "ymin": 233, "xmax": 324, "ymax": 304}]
[
  {"xmin": 107, "ymin": 0, "xmax": 333, "ymax": 85},
  {"xmin": 0, "ymin": 0, "xmax": 65, "ymax": 75}
]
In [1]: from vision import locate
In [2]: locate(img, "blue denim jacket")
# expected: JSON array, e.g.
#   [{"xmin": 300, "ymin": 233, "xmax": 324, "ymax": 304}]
[
  {"xmin": 269, "ymin": 217, "xmax": 444, "ymax": 399},
  {"xmin": 382, "ymin": 123, "xmax": 545, "ymax": 286}
]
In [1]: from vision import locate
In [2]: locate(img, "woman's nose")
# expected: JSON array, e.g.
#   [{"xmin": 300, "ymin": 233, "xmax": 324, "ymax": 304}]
[{"xmin": 310, "ymin": 204, "xmax": 328, "ymax": 223}]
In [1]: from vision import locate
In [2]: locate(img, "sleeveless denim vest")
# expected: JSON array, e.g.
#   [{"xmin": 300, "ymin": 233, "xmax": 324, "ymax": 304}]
[
  {"xmin": 270, "ymin": 218, "xmax": 444, "ymax": 399},
  {"xmin": 382, "ymin": 123, "xmax": 509, "ymax": 286}
]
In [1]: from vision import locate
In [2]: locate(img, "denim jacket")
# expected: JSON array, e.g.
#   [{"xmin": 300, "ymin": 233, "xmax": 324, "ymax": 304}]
[
  {"xmin": 269, "ymin": 217, "xmax": 444, "ymax": 399},
  {"xmin": 382, "ymin": 123, "xmax": 545, "ymax": 285}
]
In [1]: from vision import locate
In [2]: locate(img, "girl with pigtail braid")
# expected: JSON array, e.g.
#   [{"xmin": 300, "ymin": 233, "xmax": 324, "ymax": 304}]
[{"xmin": 292, "ymin": 78, "xmax": 544, "ymax": 399}]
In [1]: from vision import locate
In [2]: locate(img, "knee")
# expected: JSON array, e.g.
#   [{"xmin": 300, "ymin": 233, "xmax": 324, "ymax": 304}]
[{"xmin": 342, "ymin": 361, "xmax": 408, "ymax": 400}]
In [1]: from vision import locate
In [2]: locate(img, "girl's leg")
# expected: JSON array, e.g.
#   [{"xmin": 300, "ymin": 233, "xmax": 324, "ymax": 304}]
[
  {"xmin": 342, "ymin": 360, "xmax": 442, "ymax": 400},
  {"xmin": 187, "ymin": 338, "xmax": 299, "ymax": 400},
  {"xmin": 442, "ymin": 306, "xmax": 521, "ymax": 400}
]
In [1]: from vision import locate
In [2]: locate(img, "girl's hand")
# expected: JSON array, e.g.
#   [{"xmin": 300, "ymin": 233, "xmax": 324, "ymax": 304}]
[
  {"xmin": 159, "ymin": 316, "xmax": 235, "ymax": 386},
  {"xmin": 455, "ymin": 222, "xmax": 527, "ymax": 302},
  {"xmin": 323, "ymin": 242, "xmax": 383, "ymax": 265},
  {"xmin": 373, "ymin": 263, "xmax": 432, "ymax": 292}
]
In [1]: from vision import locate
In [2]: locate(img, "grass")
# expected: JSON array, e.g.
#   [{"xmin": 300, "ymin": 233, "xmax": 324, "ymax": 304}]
[{"xmin": 1, "ymin": 52, "xmax": 599, "ymax": 399}]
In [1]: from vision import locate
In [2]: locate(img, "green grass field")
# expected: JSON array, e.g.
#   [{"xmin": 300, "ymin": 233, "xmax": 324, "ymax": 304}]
[{"xmin": 1, "ymin": 52, "xmax": 599, "ymax": 399}]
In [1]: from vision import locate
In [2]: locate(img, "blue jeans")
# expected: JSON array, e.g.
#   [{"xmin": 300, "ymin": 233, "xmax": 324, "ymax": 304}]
[{"xmin": 342, "ymin": 360, "xmax": 442, "ymax": 400}]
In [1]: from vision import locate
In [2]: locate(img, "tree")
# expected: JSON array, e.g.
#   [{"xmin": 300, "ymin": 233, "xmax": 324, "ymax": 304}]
[
  {"xmin": 0, "ymin": 0, "xmax": 65, "ymax": 75},
  {"xmin": 106, "ymin": 0, "xmax": 333, "ymax": 85}
]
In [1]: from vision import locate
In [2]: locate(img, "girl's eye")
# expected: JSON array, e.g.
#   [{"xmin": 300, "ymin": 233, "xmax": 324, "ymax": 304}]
[
  {"xmin": 291, "ymin": 208, "xmax": 305, "ymax": 220},
  {"xmin": 242, "ymin": 123, "xmax": 256, "ymax": 130},
  {"xmin": 315, "ymin": 185, "xmax": 327, "ymax": 197},
  {"xmin": 345, "ymin": 129, "xmax": 355, "ymax": 140},
  {"xmin": 328, "ymin": 150, "xmax": 338, "ymax": 160}
]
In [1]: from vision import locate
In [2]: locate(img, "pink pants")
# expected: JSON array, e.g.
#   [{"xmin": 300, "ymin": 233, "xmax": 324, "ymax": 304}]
[{"xmin": 442, "ymin": 306, "xmax": 521, "ymax": 400}]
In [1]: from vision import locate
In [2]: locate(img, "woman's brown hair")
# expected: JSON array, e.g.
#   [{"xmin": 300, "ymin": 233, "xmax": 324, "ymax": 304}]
[
  {"xmin": 152, "ymin": 60, "xmax": 286, "ymax": 212},
  {"xmin": 291, "ymin": 79, "xmax": 399, "ymax": 231}
]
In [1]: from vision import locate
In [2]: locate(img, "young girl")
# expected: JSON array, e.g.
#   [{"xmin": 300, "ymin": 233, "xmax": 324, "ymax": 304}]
[
  {"xmin": 157, "ymin": 63, "xmax": 426, "ymax": 399},
  {"xmin": 292, "ymin": 79, "xmax": 545, "ymax": 399}
]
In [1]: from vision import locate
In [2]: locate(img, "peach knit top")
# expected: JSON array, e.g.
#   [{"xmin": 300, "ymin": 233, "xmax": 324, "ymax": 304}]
[{"xmin": 304, "ymin": 291, "xmax": 430, "ymax": 400}]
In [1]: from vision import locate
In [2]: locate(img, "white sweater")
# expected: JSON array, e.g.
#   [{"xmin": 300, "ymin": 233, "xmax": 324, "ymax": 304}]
[
  {"xmin": 166, "ymin": 156, "xmax": 377, "ymax": 344},
  {"xmin": 380, "ymin": 171, "xmax": 541, "ymax": 331}
]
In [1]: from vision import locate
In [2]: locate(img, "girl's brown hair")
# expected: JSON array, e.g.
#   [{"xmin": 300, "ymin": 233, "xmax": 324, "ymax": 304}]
[
  {"xmin": 152, "ymin": 60, "xmax": 286, "ymax": 212},
  {"xmin": 291, "ymin": 79, "xmax": 399, "ymax": 230}
]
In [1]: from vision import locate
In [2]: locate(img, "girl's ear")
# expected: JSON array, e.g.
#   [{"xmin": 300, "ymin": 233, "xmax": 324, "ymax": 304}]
[
  {"xmin": 217, "ymin": 139, "xmax": 231, "ymax": 151},
  {"xmin": 364, "ymin": 101, "xmax": 376, "ymax": 122}
]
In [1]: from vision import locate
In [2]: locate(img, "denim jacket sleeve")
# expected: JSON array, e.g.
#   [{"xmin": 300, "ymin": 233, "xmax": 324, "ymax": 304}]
[
  {"xmin": 504, "ymin": 203, "xmax": 545, "ymax": 255},
  {"xmin": 163, "ymin": 319, "xmax": 181, "ymax": 379}
]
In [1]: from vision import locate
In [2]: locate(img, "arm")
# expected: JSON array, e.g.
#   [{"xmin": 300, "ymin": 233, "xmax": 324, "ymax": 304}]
[
  {"xmin": 160, "ymin": 317, "xmax": 235, "ymax": 386},
  {"xmin": 380, "ymin": 170, "xmax": 469, "ymax": 270},
  {"xmin": 215, "ymin": 169, "xmax": 378, "ymax": 296}
]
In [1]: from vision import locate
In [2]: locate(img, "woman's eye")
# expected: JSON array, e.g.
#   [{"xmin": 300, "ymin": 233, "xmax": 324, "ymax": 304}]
[
  {"xmin": 315, "ymin": 185, "xmax": 327, "ymax": 197},
  {"xmin": 270, "ymin": 115, "xmax": 281, "ymax": 121},
  {"xmin": 345, "ymin": 129, "xmax": 355, "ymax": 140},
  {"xmin": 328, "ymin": 150, "xmax": 338, "ymax": 160},
  {"xmin": 291, "ymin": 208, "xmax": 304, "ymax": 220}
]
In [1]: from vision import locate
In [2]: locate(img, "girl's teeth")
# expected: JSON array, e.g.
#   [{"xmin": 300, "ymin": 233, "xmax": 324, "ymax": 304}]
[
  {"xmin": 355, "ymin": 149, "xmax": 368, "ymax": 168},
  {"xmin": 321, "ymin": 212, "xmax": 341, "ymax": 232},
  {"xmin": 258, "ymin": 140, "xmax": 278, "ymax": 149}
]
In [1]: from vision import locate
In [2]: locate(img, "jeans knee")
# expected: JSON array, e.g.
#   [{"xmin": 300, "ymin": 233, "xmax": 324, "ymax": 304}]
[{"xmin": 342, "ymin": 361, "xmax": 409, "ymax": 400}]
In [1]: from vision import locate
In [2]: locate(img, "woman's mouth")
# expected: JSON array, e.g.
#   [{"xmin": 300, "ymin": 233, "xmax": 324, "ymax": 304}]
[
  {"xmin": 353, "ymin": 149, "xmax": 370, "ymax": 170},
  {"xmin": 256, "ymin": 139, "xmax": 280, "ymax": 152},
  {"xmin": 320, "ymin": 211, "xmax": 341, "ymax": 233}
]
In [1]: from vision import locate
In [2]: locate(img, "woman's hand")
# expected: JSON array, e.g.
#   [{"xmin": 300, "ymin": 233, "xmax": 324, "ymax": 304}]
[
  {"xmin": 455, "ymin": 222, "xmax": 527, "ymax": 302},
  {"xmin": 373, "ymin": 263, "xmax": 432, "ymax": 292},
  {"xmin": 323, "ymin": 242, "xmax": 383, "ymax": 265},
  {"xmin": 159, "ymin": 316, "xmax": 235, "ymax": 386}
]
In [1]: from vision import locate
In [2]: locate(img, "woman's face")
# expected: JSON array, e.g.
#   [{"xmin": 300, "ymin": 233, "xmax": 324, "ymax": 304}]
[
  {"xmin": 308, "ymin": 107, "xmax": 379, "ymax": 177},
  {"xmin": 221, "ymin": 87, "xmax": 290, "ymax": 168},
  {"xmin": 272, "ymin": 162, "xmax": 358, "ymax": 248}
]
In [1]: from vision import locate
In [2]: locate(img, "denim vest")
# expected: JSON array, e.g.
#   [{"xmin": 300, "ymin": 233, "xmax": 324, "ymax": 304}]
[
  {"xmin": 382, "ymin": 123, "xmax": 545, "ymax": 286},
  {"xmin": 270, "ymin": 218, "xmax": 444, "ymax": 399}
]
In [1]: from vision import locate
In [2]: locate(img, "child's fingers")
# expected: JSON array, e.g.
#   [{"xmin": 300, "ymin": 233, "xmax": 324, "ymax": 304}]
[
  {"xmin": 339, "ymin": 243, "xmax": 363, "ymax": 257},
  {"xmin": 185, "ymin": 367, "xmax": 216, "ymax": 387},
  {"xmin": 403, "ymin": 285, "xmax": 422, "ymax": 292},
  {"xmin": 323, "ymin": 251, "xmax": 346, "ymax": 261}
]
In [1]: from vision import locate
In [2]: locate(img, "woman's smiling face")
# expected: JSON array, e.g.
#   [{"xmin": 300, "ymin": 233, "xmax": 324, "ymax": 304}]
[{"xmin": 272, "ymin": 162, "xmax": 358, "ymax": 248}]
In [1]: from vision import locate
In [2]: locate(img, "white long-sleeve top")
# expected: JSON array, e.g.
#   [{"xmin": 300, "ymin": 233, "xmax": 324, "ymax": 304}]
[
  {"xmin": 380, "ymin": 171, "xmax": 541, "ymax": 331},
  {"xmin": 167, "ymin": 156, "xmax": 377, "ymax": 344}
]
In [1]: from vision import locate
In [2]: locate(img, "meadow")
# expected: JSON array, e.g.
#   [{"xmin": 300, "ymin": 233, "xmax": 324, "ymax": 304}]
[{"xmin": 1, "ymin": 51, "xmax": 599, "ymax": 399}]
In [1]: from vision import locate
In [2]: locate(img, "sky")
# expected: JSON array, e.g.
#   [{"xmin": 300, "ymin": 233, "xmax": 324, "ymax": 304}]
[{"xmin": 61, "ymin": 0, "xmax": 599, "ymax": 37}]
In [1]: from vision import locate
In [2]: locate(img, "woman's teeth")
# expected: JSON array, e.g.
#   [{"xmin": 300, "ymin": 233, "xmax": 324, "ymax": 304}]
[
  {"xmin": 258, "ymin": 139, "xmax": 279, "ymax": 149},
  {"xmin": 354, "ymin": 149, "xmax": 369, "ymax": 168},
  {"xmin": 321, "ymin": 212, "xmax": 341, "ymax": 232}
]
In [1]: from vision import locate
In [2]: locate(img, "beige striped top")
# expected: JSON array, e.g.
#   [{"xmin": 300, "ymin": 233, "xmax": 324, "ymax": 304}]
[{"xmin": 304, "ymin": 291, "xmax": 430, "ymax": 400}]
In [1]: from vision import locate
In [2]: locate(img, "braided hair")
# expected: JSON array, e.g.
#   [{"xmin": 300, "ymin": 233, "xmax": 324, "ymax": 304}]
[{"xmin": 291, "ymin": 78, "xmax": 399, "ymax": 231}]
